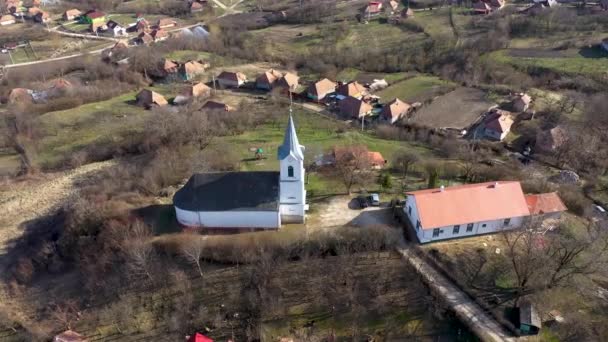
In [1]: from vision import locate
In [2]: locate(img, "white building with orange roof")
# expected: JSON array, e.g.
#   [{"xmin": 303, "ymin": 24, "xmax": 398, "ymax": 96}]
[{"xmin": 404, "ymin": 181, "xmax": 565, "ymax": 243}]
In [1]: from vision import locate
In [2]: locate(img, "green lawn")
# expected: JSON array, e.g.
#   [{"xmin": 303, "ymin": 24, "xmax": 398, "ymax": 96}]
[
  {"xmin": 376, "ymin": 75, "xmax": 456, "ymax": 103},
  {"xmin": 487, "ymin": 49, "xmax": 608, "ymax": 77},
  {"xmin": 410, "ymin": 8, "xmax": 455, "ymax": 40}
]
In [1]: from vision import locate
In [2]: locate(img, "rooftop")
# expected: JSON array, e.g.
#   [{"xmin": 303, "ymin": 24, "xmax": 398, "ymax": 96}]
[
  {"xmin": 174, "ymin": 172, "xmax": 280, "ymax": 212},
  {"xmin": 407, "ymin": 181, "xmax": 531, "ymax": 229}
]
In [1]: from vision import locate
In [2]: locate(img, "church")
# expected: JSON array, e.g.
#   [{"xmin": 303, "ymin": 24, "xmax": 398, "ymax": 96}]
[{"xmin": 173, "ymin": 114, "xmax": 308, "ymax": 229}]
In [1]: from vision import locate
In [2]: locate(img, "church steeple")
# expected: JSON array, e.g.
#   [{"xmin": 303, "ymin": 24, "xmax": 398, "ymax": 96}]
[{"xmin": 278, "ymin": 114, "xmax": 304, "ymax": 160}]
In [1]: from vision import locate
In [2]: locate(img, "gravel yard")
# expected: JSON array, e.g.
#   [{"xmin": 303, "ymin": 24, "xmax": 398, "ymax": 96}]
[{"xmin": 307, "ymin": 195, "xmax": 397, "ymax": 231}]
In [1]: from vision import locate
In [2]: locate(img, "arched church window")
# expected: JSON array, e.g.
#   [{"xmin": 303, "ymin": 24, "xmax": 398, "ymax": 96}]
[{"xmin": 288, "ymin": 166, "xmax": 294, "ymax": 177}]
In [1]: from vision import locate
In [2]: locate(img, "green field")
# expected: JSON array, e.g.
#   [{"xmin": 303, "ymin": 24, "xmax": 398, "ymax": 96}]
[
  {"xmin": 376, "ymin": 75, "xmax": 456, "ymax": 103},
  {"xmin": 487, "ymin": 48, "xmax": 608, "ymax": 77}
]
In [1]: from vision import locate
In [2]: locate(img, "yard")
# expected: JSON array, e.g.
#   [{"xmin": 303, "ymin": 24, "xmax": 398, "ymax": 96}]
[{"xmin": 410, "ymin": 87, "xmax": 494, "ymax": 129}]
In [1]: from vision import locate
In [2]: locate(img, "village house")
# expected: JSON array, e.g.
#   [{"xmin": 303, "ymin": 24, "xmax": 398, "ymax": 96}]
[
  {"xmin": 324, "ymin": 146, "xmax": 386, "ymax": 169},
  {"xmin": 25, "ymin": 6, "xmax": 41, "ymax": 18},
  {"xmin": 363, "ymin": 1, "xmax": 383, "ymax": 17},
  {"xmin": 276, "ymin": 72, "xmax": 299, "ymax": 91},
  {"xmin": 101, "ymin": 40, "xmax": 128, "ymax": 61},
  {"xmin": 54, "ymin": 330, "xmax": 88, "ymax": 342},
  {"xmin": 63, "ymin": 8, "xmax": 81, "ymax": 21},
  {"xmin": 82, "ymin": 10, "xmax": 106, "ymax": 26},
  {"xmin": 173, "ymin": 83, "xmax": 211, "ymax": 105},
  {"xmin": 386, "ymin": 0, "xmax": 399, "ymax": 13},
  {"xmin": 135, "ymin": 89, "xmax": 168, "ymax": 109},
  {"xmin": 187, "ymin": 333, "xmax": 213, "ymax": 342},
  {"xmin": 307, "ymin": 78, "xmax": 337, "ymax": 101},
  {"xmin": 33, "ymin": 10, "xmax": 50, "ymax": 23},
  {"xmin": 339, "ymin": 96, "xmax": 373, "ymax": 119},
  {"xmin": 134, "ymin": 18, "xmax": 149, "ymax": 33},
  {"xmin": 511, "ymin": 93, "xmax": 532, "ymax": 112},
  {"xmin": 400, "ymin": 7, "xmax": 414, "ymax": 18},
  {"xmin": 525, "ymin": 192, "xmax": 567, "ymax": 219},
  {"xmin": 190, "ymin": 2, "xmax": 204, "ymax": 13},
  {"xmin": 381, "ymin": 98, "xmax": 411, "ymax": 124},
  {"xmin": 0, "ymin": 14, "xmax": 16, "ymax": 25},
  {"xmin": 482, "ymin": 109, "xmax": 514, "ymax": 141},
  {"xmin": 202, "ymin": 100, "xmax": 235, "ymax": 111},
  {"xmin": 173, "ymin": 114, "xmax": 308, "ymax": 229},
  {"xmin": 179, "ymin": 60, "xmax": 209, "ymax": 80},
  {"xmin": 7, "ymin": 88, "xmax": 33, "ymax": 104},
  {"xmin": 151, "ymin": 28, "xmax": 169, "ymax": 41},
  {"xmin": 404, "ymin": 181, "xmax": 567, "ymax": 243},
  {"xmin": 106, "ymin": 20, "xmax": 127, "ymax": 36},
  {"xmin": 473, "ymin": 1, "xmax": 492, "ymax": 14},
  {"xmin": 217, "ymin": 71, "xmax": 247, "ymax": 88},
  {"xmin": 6, "ymin": 0, "xmax": 25, "ymax": 16},
  {"xmin": 156, "ymin": 17, "xmax": 177, "ymax": 29},
  {"xmin": 136, "ymin": 32, "xmax": 154, "ymax": 45},
  {"xmin": 336, "ymin": 81, "xmax": 366, "ymax": 99},
  {"xmin": 256, "ymin": 69, "xmax": 283, "ymax": 90},
  {"xmin": 535, "ymin": 126, "xmax": 567, "ymax": 154}
]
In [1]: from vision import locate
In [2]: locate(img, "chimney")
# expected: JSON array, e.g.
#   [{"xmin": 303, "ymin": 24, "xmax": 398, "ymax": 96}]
[{"xmin": 440, "ymin": 185, "xmax": 445, "ymax": 192}]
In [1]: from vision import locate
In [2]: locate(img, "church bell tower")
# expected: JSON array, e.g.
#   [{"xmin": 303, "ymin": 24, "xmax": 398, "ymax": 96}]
[{"xmin": 277, "ymin": 114, "xmax": 308, "ymax": 223}]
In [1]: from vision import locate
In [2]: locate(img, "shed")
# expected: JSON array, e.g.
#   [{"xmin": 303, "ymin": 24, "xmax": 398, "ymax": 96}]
[
  {"xmin": 519, "ymin": 301, "xmax": 541, "ymax": 335},
  {"xmin": 136, "ymin": 89, "xmax": 168, "ymax": 109},
  {"xmin": 187, "ymin": 333, "xmax": 213, "ymax": 342}
]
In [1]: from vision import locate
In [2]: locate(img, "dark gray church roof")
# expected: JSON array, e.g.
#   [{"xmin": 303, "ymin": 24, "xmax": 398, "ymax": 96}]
[
  {"xmin": 277, "ymin": 114, "xmax": 304, "ymax": 160},
  {"xmin": 173, "ymin": 172, "xmax": 280, "ymax": 212}
]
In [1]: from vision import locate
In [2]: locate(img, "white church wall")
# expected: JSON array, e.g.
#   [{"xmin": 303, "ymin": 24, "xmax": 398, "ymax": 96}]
[
  {"xmin": 175, "ymin": 207, "xmax": 281, "ymax": 228},
  {"xmin": 280, "ymin": 181, "xmax": 305, "ymax": 203}
]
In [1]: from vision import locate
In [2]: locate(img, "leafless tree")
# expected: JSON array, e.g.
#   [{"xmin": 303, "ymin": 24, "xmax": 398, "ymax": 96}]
[
  {"xmin": 50, "ymin": 300, "xmax": 79, "ymax": 331},
  {"xmin": 393, "ymin": 150, "xmax": 419, "ymax": 190},
  {"xmin": 180, "ymin": 233, "xmax": 206, "ymax": 278},
  {"xmin": 3, "ymin": 111, "xmax": 38, "ymax": 174},
  {"xmin": 333, "ymin": 146, "xmax": 372, "ymax": 194},
  {"xmin": 121, "ymin": 220, "xmax": 157, "ymax": 282}
]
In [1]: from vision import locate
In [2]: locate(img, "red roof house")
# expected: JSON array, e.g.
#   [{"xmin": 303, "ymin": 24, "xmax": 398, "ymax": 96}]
[{"xmin": 187, "ymin": 333, "xmax": 213, "ymax": 342}]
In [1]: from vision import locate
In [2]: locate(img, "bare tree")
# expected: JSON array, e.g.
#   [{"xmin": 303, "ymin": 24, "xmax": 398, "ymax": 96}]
[
  {"xmin": 180, "ymin": 233, "xmax": 206, "ymax": 278},
  {"xmin": 121, "ymin": 220, "xmax": 157, "ymax": 282},
  {"xmin": 333, "ymin": 146, "xmax": 372, "ymax": 194},
  {"xmin": 3, "ymin": 111, "xmax": 38, "ymax": 174},
  {"xmin": 50, "ymin": 300, "xmax": 79, "ymax": 331},
  {"xmin": 393, "ymin": 150, "xmax": 419, "ymax": 190}
]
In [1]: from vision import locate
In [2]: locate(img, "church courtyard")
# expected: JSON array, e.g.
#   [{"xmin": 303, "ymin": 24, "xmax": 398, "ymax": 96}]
[{"xmin": 306, "ymin": 195, "xmax": 398, "ymax": 232}]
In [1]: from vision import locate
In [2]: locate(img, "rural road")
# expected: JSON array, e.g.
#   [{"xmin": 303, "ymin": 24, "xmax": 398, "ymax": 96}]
[
  {"xmin": 398, "ymin": 247, "xmax": 518, "ymax": 342},
  {"xmin": 2, "ymin": 22, "xmax": 204, "ymax": 70}
]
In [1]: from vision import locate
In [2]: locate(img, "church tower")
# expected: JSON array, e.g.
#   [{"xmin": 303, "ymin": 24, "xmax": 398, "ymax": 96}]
[{"xmin": 277, "ymin": 114, "xmax": 308, "ymax": 223}]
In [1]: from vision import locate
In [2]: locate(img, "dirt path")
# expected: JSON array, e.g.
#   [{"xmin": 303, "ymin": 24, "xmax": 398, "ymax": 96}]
[
  {"xmin": 398, "ymin": 247, "xmax": 519, "ymax": 342},
  {"xmin": 0, "ymin": 161, "xmax": 115, "ymax": 257}
]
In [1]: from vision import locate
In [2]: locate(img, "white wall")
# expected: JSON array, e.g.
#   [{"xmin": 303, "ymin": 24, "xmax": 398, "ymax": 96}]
[
  {"xmin": 175, "ymin": 207, "xmax": 281, "ymax": 229},
  {"xmin": 280, "ymin": 154, "xmax": 306, "ymax": 204},
  {"xmin": 218, "ymin": 79, "xmax": 242, "ymax": 88},
  {"xmin": 404, "ymin": 195, "xmax": 526, "ymax": 243}
]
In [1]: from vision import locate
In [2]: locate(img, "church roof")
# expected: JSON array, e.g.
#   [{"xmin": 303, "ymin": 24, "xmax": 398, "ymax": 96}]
[
  {"xmin": 278, "ymin": 114, "xmax": 304, "ymax": 160},
  {"xmin": 173, "ymin": 172, "xmax": 280, "ymax": 212}
]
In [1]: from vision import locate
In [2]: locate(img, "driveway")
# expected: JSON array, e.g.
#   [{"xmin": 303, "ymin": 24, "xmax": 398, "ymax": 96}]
[{"xmin": 307, "ymin": 195, "xmax": 396, "ymax": 230}]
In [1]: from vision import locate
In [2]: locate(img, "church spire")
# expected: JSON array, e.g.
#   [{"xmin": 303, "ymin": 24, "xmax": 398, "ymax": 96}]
[{"xmin": 278, "ymin": 113, "xmax": 304, "ymax": 160}]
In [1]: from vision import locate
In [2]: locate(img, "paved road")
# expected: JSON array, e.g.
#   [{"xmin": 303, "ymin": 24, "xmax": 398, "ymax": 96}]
[{"xmin": 397, "ymin": 246, "xmax": 518, "ymax": 342}]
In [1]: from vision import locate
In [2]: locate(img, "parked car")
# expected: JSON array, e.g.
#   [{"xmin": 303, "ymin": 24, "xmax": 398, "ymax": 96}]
[
  {"xmin": 356, "ymin": 196, "xmax": 368, "ymax": 209},
  {"xmin": 368, "ymin": 193, "xmax": 380, "ymax": 206}
]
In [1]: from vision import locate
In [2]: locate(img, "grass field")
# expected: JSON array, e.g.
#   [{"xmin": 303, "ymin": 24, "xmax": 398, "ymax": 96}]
[
  {"xmin": 376, "ymin": 75, "xmax": 457, "ymax": 103},
  {"xmin": 487, "ymin": 48, "xmax": 608, "ymax": 77}
]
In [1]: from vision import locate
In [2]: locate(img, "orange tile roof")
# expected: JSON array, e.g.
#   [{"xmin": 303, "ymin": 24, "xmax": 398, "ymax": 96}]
[
  {"xmin": 525, "ymin": 193, "xmax": 567, "ymax": 215},
  {"xmin": 407, "ymin": 181, "xmax": 530, "ymax": 230},
  {"xmin": 367, "ymin": 151, "xmax": 386, "ymax": 166}
]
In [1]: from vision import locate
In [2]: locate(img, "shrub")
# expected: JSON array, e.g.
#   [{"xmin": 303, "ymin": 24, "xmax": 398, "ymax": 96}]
[{"xmin": 558, "ymin": 184, "xmax": 589, "ymax": 216}]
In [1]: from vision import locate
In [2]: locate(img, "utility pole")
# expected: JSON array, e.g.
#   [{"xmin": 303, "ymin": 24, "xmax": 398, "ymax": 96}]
[{"xmin": 361, "ymin": 115, "xmax": 365, "ymax": 131}]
